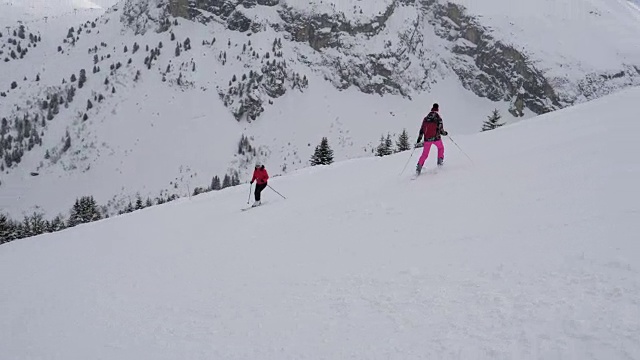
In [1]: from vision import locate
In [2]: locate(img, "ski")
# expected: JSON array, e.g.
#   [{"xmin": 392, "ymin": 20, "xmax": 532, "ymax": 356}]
[{"xmin": 241, "ymin": 202, "xmax": 267, "ymax": 211}]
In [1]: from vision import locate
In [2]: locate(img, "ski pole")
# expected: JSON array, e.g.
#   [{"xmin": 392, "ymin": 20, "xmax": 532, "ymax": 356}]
[
  {"xmin": 447, "ymin": 135, "xmax": 474, "ymax": 164},
  {"xmin": 400, "ymin": 147, "xmax": 417, "ymax": 175},
  {"xmin": 268, "ymin": 185, "xmax": 287, "ymax": 200},
  {"xmin": 247, "ymin": 183, "xmax": 252, "ymax": 204}
]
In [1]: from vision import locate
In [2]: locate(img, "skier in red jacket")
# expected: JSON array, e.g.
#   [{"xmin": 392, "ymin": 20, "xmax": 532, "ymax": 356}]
[{"xmin": 250, "ymin": 163, "xmax": 269, "ymax": 207}]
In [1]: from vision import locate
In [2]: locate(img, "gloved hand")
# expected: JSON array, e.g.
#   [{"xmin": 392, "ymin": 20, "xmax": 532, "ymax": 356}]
[
  {"xmin": 250, "ymin": 181, "xmax": 254, "ymax": 184},
  {"xmin": 441, "ymin": 130, "xmax": 448, "ymax": 136}
]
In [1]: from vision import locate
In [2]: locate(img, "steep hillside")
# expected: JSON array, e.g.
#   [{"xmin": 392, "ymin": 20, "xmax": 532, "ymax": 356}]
[
  {"xmin": 1, "ymin": 87, "xmax": 639, "ymax": 359},
  {"xmin": 1, "ymin": 0, "xmax": 639, "ymax": 221}
]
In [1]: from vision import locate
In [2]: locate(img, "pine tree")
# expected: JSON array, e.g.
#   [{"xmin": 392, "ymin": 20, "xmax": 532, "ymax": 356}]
[
  {"xmin": 385, "ymin": 134, "xmax": 393, "ymax": 155},
  {"xmin": 376, "ymin": 135, "xmax": 386, "ymax": 157},
  {"xmin": 145, "ymin": 198, "xmax": 153, "ymax": 207},
  {"xmin": 68, "ymin": 199, "xmax": 81, "ymax": 227},
  {"xmin": 28, "ymin": 213, "xmax": 46, "ymax": 235},
  {"xmin": 78, "ymin": 69, "xmax": 86, "ymax": 88},
  {"xmin": 0, "ymin": 213, "xmax": 12, "ymax": 244},
  {"xmin": 482, "ymin": 109, "xmax": 505, "ymax": 132},
  {"xmin": 310, "ymin": 137, "xmax": 334, "ymax": 166},
  {"xmin": 222, "ymin": 174, "xmax": 232, "ymax": 188},
  {"xmin": 211, "ymin": 175, "xmax": 221, "ymax": 190},
  {"xmin": 376, "ymin": 135, "xmax": 387, "ymax": 157},
  {"xmin": 376, "ymin": 134, "xmax": 393, "ymax": 157},
  {"xmin": 21, "ymin": 217, "xmax": 33, "ymax": 238},
  {"xmin": 396, "ymin": 129, "xmax": 411, "ymax": 152},
  {"xmin": 135, "ymin": 196, "xmax": 143, "ymax": 210},
  {"xmin": 68, "ymin": 196, "xmax": 101, "ymax": 227},
  {"xmin": 50, "ymin": 215, "xmax": 66, "ymax": 232}
]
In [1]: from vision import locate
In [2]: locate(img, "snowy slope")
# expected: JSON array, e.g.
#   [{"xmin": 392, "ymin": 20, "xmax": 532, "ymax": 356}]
[
  {"xmin": 1, "ymin": 0, "xmax": 640, "ymax": 221},
  {"xmin": 1, "ymin": 87, "xmax": 639, "ymax": 359}
]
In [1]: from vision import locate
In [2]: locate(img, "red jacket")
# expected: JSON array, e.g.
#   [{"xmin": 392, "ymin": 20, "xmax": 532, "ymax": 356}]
[{"xmin": 251, "ymin": 167, "xmax": 269, "ymax": 185}]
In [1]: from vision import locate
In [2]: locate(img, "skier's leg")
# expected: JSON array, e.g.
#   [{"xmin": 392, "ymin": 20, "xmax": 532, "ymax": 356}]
[
  {"xmin": 435, "ymin": 139, "xmax": 445, "ymax": 165},
  {"xmin": 417, "ymin": 142, "xmax": 432, "ymax": 167},
  {"xmin": 416, "ymin": 142, "xmax": 432, "ymax": 174},
  {"xmin": 254, "ymin": 184, "xmax": 261, "ymax": 201},
  {"xmin": 255, "ymin": 183, "xmax": 266, "ymax": 202}
]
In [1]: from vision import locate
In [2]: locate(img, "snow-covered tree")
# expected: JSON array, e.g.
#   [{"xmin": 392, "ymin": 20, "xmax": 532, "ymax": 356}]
[
  {"xmin": 396, "ymin": 129, "xmax": 411, "ymax": 152},
  {"xmin": 211, "ymin": 176, "xmax": 221, "ymax": 190},
  {"xmin": 68, "ymin": 196, "xmax": 102, "ymax": 227},
  {"xmin": 222, "ymin": 174, "xmax": 232, "ymax": 188},
  {"xmin": 78, "ymin": 69, "xmax": 87, "ymax": 88},
  {"xmin": 135, "ymin": 196, "xmax": 144, "ymax": 210},
  {"xmin": 0, "ymin": 213, "xmax": 14, "ymax": 244},
  {"xmin": 310, "ymin": 137, "xmax": 334, "ymax": 166},
  {"xmin": 482, "ymin": 109, "xmax": 505, "ymax": 132},
  {"xmin": 376, "ymin": 134, "xmax": 393, "ymax": 157}
]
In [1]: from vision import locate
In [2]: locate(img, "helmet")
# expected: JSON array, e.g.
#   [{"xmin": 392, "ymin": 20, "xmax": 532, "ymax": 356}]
[{"xmin": 255, "ymin": 161, "xmax": 262, "ymax": 168}]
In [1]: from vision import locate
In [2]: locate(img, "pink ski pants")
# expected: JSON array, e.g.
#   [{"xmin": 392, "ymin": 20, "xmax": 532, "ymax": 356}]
[{"xmin": 417, "ymin": 140, "xmax": 444, "ymax": 166}]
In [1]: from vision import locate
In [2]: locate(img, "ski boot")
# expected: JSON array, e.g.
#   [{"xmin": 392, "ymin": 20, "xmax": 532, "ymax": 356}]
[
  {"xmin": 437, "ymin": 158, "xmax": 444, "ymax": 167},
  {"xmin": 252, "ymin": 200, "xmax": 261, "ymax": 207},
  {"xmin": 416, "ymin": 163, "xmax": 423, "ymax": 175}
]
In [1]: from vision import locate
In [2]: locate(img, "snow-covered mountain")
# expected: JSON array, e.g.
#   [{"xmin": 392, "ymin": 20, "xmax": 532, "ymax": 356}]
[
  {"xmin": 0, "ymin": 0, "xmax": 117, "ymax": 19},
  {"xmin": 1, "ymin": 86, "xmax": 639, "ymax": 359},
  {"xmin": 1, "ymin": 0, "xmax": 639, "ymax": 220}
]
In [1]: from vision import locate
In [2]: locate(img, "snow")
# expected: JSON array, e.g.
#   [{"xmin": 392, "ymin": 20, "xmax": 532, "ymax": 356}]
[
  {"xmin": 447, "ymin": 0, "xmax": 640, "ymax": 79},
  {"xmin": 1, "ymin": 86, "xmax": 640, "ymax": 359},
  {"xmin": 0, "ymin": 0, "xmax": 117, "ymax": 21}
]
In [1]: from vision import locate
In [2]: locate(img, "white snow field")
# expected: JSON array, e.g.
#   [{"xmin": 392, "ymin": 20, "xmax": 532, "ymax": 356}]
[
  {"xmin": 0, "ymin": 0, "xmax": 115, "ymax": 18},
  {"xmin": 1, "ymin": 87, "xmax": 640, "ymax": 359}
]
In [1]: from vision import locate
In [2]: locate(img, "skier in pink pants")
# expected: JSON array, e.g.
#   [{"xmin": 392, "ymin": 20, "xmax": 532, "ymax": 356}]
[{"xmin": 416, "ymin": 103, "xmax": 448, "ymax": 175}]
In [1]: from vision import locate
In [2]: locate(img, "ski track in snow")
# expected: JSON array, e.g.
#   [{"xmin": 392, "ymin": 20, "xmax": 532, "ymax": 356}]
[{"xmin": 1, "ymin": 87, "xmax": 639, "ymax": 359}]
